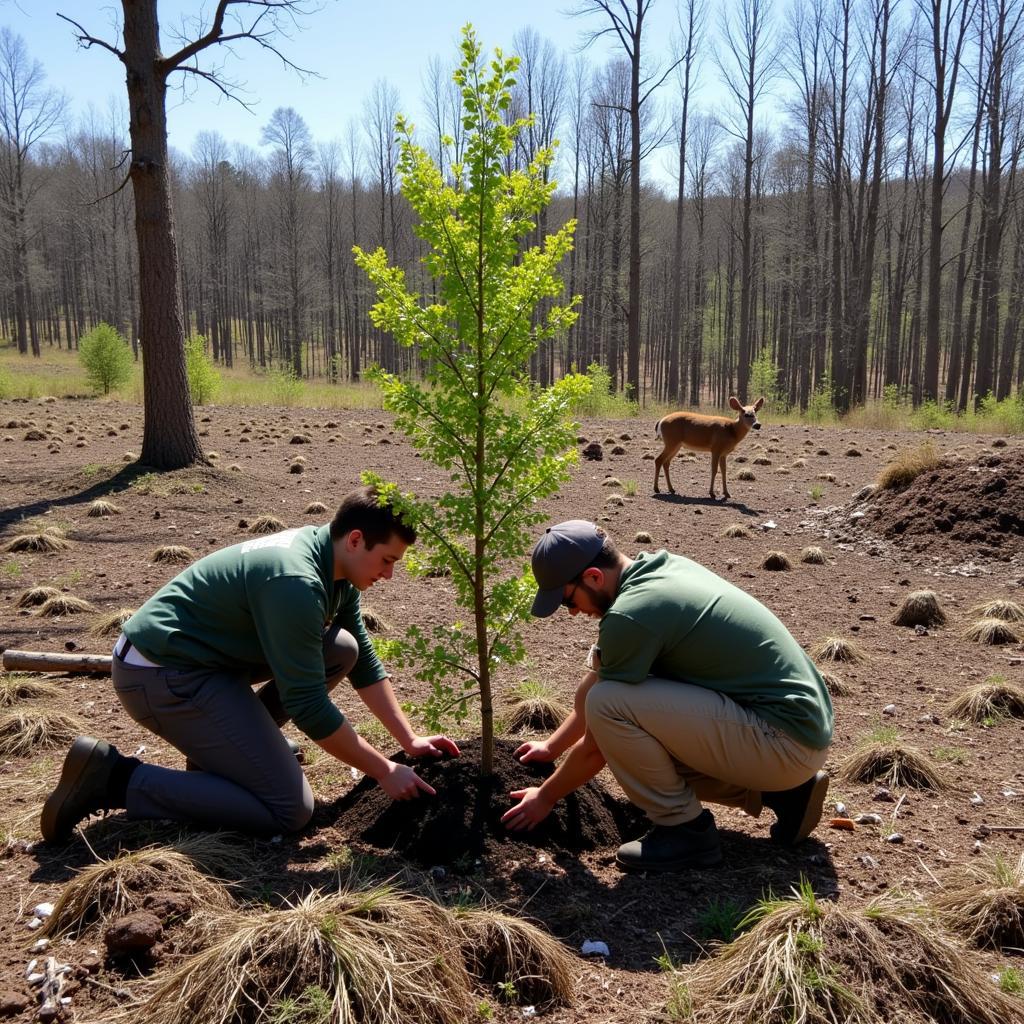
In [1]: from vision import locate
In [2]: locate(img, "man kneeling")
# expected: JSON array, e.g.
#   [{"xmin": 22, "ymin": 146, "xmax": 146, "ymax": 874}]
[{"xmin": 502, "ymin": 521, "xmax": 832, "ymax": 871}]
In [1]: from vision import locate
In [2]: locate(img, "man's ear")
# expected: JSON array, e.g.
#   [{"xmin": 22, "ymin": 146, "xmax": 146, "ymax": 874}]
[
  {"xmin": 345, "ymin": 528, "xmax": 364, "ymax": 550},
  {"xmin": 583, "ymin": 566, "xmax": 604, "ymax": 587}
]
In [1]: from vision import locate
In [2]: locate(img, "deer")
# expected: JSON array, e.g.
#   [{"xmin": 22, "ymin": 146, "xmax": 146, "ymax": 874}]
[{"xmin": 653, "ymin": 396, "xmax": 765, "ymax": 501}]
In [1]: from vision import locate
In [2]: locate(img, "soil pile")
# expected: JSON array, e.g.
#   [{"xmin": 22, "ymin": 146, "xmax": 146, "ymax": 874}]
[
  {"xmin": 323, "ymin": 738, "xmax": 643, "ymax": 865},
  {"xmin": 865, "ymin": 449, "xmax": 1024, "ymax": 561}
]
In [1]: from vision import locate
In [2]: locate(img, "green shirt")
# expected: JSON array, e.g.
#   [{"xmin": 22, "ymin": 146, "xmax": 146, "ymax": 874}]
[
  {"xmin": 123, "ymin": 525, "xmax": 386, "ymax": 740},
  {"xmin": 597, "ymin": 551, "xmax": 833, "ymax": 749}
]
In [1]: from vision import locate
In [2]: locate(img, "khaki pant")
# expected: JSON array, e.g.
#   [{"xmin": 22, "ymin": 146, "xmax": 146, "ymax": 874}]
[{"xmin": 586, "ymin": 676, "xmax": 828, "ymax": 826}]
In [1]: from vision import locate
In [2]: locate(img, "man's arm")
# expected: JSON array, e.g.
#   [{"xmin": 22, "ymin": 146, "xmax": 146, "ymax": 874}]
[
  {"xmin": 357, "ymin": 678, "xmax": 460, "ymax": 758},
  {"xmin": 502, "ymin": 728, "xmax": 607, "ymax": 830},
  {"xmin": 315, "ymin": 719, "xmax": 436, "ymax": 799}
]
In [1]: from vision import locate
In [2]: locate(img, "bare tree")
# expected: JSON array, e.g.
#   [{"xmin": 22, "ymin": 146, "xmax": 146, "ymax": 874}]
[
  {"xmin": 715, "ymin": 0, "xmax": 778, "ymax": 402},
  {"xmin": 0, "ymin": 28, "xmax": 66, "ymax": 356},
  {"xmin": 58, "ymin": 1, "xmax": 314, "ymax": 470}
]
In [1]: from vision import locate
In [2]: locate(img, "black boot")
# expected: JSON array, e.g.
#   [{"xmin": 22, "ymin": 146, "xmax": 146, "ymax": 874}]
[
  {"xmin": 763, "ymin": 771, "xmax": 829, "ymax": 845},
  {"xmin": 40, "ymin": 737, "xmax": 139, "ymax": 843},
  {"xmin": 615, "ymin": 809, "xmax": 723, "ymax": 872}
]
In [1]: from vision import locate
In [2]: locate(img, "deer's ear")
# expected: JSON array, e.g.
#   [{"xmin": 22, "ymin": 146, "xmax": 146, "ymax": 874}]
[
  {"xmin": 754, "ymin": 397, "xmax": 765, "ymax": 411},
  {"xmin": 729, "ymin": 396, "xmax": 741, "ymax": 410}
]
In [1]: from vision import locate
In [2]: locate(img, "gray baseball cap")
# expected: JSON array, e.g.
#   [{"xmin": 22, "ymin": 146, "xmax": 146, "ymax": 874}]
[{"xmin": 530, "ymin": 520, "xmax": 605, "ymax": 618}]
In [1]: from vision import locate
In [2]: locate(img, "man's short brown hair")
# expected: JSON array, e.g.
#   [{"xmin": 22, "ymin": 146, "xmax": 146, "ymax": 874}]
[{"xmin": 329, "ymin": 485, "xmax": 416, "ymax": 548}]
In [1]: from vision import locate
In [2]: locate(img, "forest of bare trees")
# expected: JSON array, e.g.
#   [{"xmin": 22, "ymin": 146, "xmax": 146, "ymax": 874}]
[{"xmin": 2, "ymin": 0, "xmax": 1023, "ymax": 414}]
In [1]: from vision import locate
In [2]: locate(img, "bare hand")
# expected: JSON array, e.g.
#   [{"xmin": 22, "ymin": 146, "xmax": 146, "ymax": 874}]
[
  {"xmin": 378, "ymin": 761, "xmax": 435, "ymax": 800},
  {"xmin": 404, "ymin": 735, "xmax": 461, "ymax": 758},
  {"xmin": 501, "ymin": 787, "xmax": 555, "ymax": 831},
  {"xmin": 515, "ymin": 740, "xmax": 555, "ymax": 764}
]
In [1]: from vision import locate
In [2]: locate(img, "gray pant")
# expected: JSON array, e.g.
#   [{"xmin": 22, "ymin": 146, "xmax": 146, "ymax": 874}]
[
  {"xmin": 586, "ymin": 676, "xmax": 829, "ymax": 826},
  {"xmin": 111, "ymin": 626, "xmax": 359, "ymax": 834}
]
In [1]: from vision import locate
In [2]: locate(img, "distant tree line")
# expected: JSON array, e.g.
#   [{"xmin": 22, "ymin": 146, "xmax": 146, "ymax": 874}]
[{"xmin": 1, "ymin": 0, "xmax": 1023, "ymax": 413}]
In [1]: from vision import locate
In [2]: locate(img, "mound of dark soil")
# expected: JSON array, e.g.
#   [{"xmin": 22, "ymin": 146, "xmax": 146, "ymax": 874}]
[
  {"xmin": 865, "ymin": 450, "xmax": 1024, "ymax": 561},
  {"xmin": 323, "ymin": 737, "xmax": 643, "ymax": 865}
]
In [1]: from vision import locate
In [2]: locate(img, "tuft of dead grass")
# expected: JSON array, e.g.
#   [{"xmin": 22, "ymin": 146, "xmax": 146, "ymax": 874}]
[
  {"xmin": 892, "ymin": 590, "xmax": 947, "ymax": 628},
  {"xmin": 875, "ymin": 443, "xmax": 941, "ymax": 491},
  {"xmin": 721, "ymin": 524, "xmax": 749, "ymax": 539},
  {"xmin": 303, "ymin": 501, "xmax": 329, "ymax": 515},
  {"xmin": 967, "ymin": 599, "xmax": 1024, "ymax": 623},
  {"xmin": 0, "ymin": 702, "xmax": 84, "ymax": 756},
  {"xmin": 151, "ymin": 544, "xmax": 195, "ymax": 565},
  {"xmin": 634, "ymin": 530, "xmax": 653, "ymax": 544},
  {"xmin": 89, "ymin": 607, "xmax": 135, "ymax": 638},
  {"xmin": 14, "ymin": 585, "xmax": 60, "ymax": 608},
  {"xmin": 677, "ymin": 880, "xmax": 1021, "ymax": 1024},
  {"xmin": 43, "ymin": 836, "xmax": 242, "ymax": 940},
  {"xmin": 820, "ymin": 671, "xmax": 851, "ymax": 697},
  {"xmin": 86, "ymin": 499, "xmax": 121, "ymax": 517},
  {"xmin": 946, "ymin": 678, "xmax": 1024, "ymax": 723},
  {"xmin": 2, "ymin": 531, "xmax": 70, "ymax": 554},
  {"xmin": 135, "ymin": 883, "xmax": 472, "ymax": 1024},
  {"xmin": 933, "ymin": 854, "xmax": 1024, "ymax": 951},
  {"xmin": 962, "ymin": 617, "xmax": 1020, "ymax": 645},
  {"xmin": 503, "ymin": 695, "xmax": 569, "ymax": 734},
  {"xmin": 737, "ymin": 469, "xmax": 756, "ymax": 481},
  {"xmin": 812, "ymin": 637, "xmax": 867, "ymax": 664},
  {"xmin": 840, "ymin": 739, "xmax": 947, "ymax": 790},
  {"xmin": 247, "ymin": 514, "xmax": 286, "ymax": 535},
  {"xmin": 800, "ymin": 546, "xmax": 827, "ymax": 565},
  {"xmin": 453, "ymin": 904, "xmax": 577, "ymax": 1007},
  {"xmin": 361, "ymin": 606, "xmax": 391, "ymax": 633},
  {"xmin": 35, "ymin": 594, "xmax": 94, "ymax": 617},
  {"xmin": 0, "ymin": 674, "xmax": 63, "ymax": 707},
  {"xmin": 761, "ymin": 551, "xmax": 791, "ymax": 571}
]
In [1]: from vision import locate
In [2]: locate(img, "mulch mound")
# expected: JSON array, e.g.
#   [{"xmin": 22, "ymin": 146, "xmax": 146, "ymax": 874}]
[
  {"xmin": 322, "ymin": 737, "xmax": 643, "ymax": 865},
  {"xmin": 865, "ymin": 449, "xmax": 1024, "ymax": 561}
]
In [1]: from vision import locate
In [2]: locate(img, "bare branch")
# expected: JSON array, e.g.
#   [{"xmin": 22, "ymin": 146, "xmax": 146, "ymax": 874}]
[{"xmin": 56, "ymin": 13, "xmax": 124, "ymax": 61}]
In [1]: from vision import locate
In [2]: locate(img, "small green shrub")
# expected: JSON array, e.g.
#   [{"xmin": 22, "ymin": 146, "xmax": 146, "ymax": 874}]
[
  {"xmin": 78, "ymin": 322, "xmax": 133, "ymax": 395},
  {"xmin": 185, "ymin": 334, "xmax": 221, "ymax": 405},
  {"xmin": 266, "ymin": 367, "xmax": 305, "ymax": 406}
]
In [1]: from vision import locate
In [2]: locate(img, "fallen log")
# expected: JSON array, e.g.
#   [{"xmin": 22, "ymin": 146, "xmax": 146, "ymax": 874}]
[{"xmin": 2, "ymin": 649, "xmax": 112, "ymax": 674}]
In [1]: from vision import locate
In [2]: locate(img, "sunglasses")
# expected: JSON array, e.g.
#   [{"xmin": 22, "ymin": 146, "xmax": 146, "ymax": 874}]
[{"xmin": 561, "ymin": 581, "xmax": 580, "ymax": 610}]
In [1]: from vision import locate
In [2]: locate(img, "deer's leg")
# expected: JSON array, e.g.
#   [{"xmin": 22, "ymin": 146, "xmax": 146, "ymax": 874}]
[
  {"xmin": 709, "ymin": 451, "xmax": 719, "ymax": 499},
  {"xmin": 720, "ymin": 456, "xmax": 730, "ymax": 500},
  {"xmin": 655, "ymin": 445, "xmax": 679, "ymax": 494}
]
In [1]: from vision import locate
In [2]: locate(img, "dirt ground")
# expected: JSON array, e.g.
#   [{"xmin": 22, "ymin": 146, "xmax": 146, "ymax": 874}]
[{"xmin": 1, "ymin": 396, "xmax": 1023, "ymax": 1023}]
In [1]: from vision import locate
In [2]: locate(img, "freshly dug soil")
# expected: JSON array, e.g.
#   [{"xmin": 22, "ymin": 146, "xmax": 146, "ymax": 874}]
[
  {"xmin": 324, "ymin": 737, "xmax": 643, "ymax": 865},
  {"xmin": 865, "ymin": 449, "xmax": 1024, "ymax": 560}
]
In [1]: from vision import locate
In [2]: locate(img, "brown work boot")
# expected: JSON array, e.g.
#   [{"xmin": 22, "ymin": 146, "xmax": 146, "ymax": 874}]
[
  {"xmin": 763, "ymin": 771, "xmax": 830, "ymax": 845},
  {"xmin": 615, "ymin": 810, "xmax": 723, "ymax": 872}
]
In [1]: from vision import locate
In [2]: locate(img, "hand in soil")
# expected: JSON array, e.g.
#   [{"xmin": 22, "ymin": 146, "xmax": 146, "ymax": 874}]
[
  {"xmin": 502, "ymin": 786, "xmax": 555, "ymax": 830},
  {"xmin": 403, "ymin": 734, "xmax": 461, "ymax": 758},
  {"xmin": 378, "ymin": 761, "xmax": 436, "ymax": 799},
  {"xmin": 514, "ymin": 740, "xmax": 556, "ymax": 763}
]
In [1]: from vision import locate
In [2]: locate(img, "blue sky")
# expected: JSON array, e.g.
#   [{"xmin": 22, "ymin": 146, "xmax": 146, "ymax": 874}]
[{"xmin": 3, "ymin": 1, "xmax": 731, "ymax": 191}]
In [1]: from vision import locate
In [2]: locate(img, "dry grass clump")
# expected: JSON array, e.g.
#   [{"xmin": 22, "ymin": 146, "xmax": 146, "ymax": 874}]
[
  {"xmin": 303, "ymin": 501, "xmax": 329, "ymax": 515},
  {"xmin": 677, "ymin": 880, "xmax": 1020, "ymax": 1024},
  {"xmin": 968, "ymin": 598, "xmax": 1024, "ymax": 623},
  {"xmin": 812, "ymin": 636, "xmax": 867, "ymax": 664},
  {"xmin": 0, "ymin": 702, "xmax": 84, "ymax": 756},
  {"xmin": 737, "ymin": 469, "xmax": 756, "ymax": 481},
  {"xmin": 43, "ymin": 837, "xmax": 241, "ymax": 939},
  {"xmin": 89, "ymin": 607, "xmax": 135, "ymax": 638},
  {"xmin": 946, "ymin": 676, "xmax": 1024, "ymax": 723},
  {"xmin": 721, "ymin": 524, "xmax": 750, "ymax": 539},
  {"xmin": 36, "ymin": 594, "xmax": 94, "ymax": 617},
  {"xmin": 138, "ymin": 884, "xmax": 472, "ymax": 1024},
  {"xmin": 503, "ymin": 682, "xmax": 569, "ymax": 734},
  {"xmin": 840, "ymin": 736, "xmax": 946, "ymax": 790},
  {"xmin": 361, "ymin": 606, "xmax": 391, "ymax": 633},
  {"xmin": 86, "ymin": 499, "xmax": 121, "ymax": 517},
  {"xmin": 601, "ymin": 476, "xmax": 622, "ymax": 487},
  {"xmin": 453, "ymin": 905, "xmax": 576, "ymax": 1007},
  {"xmin": 14, "ymin": 584, "xmax": 60, "ymax": 608},
  {"xmin": 962, "ymin": 617, "xmax": 1020, "ymax": 645},
  {"xmin": 0, "ymin": 674, "xmax": 63, "ymax": 707},
  {"xmin": 933, "ymin": 854, "xmax": 1024, "ymax": 951},
  {"xmin": 247, "ymin": 514, "xmax": 286, "ymax": 535},
  {"xmin": 761, "ymin": 551, "xmax": 791, "ymax": 571},
  {"xmin": 151, "ymin": 544, "xmax": 195, "ymax": 565},
  {"xmin": 2, "ymin": 530, "xmax": 70, "ymax": 553},
  {"xmin": 634, "ymin": 530, "xmax": 653, "ymax": 544},
  {"xmin": 819, "ymin": 671, "xmax": 851, "ymax": 697},
  {"xmin": 800, "ymin": 546, "xmax": 827, "ymax": 565},
  {"xmin": 875, "ymin": 442, "xmax": 941, "ymax": 491},
  {"xmin": 892, "ymin": 590, "xmax": 947, "ymax": 628}
]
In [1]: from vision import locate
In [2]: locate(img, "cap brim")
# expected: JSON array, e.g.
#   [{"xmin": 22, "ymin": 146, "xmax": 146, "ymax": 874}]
[{"xmin": 531, "ymin": 587, "xmax": 564, "ymax": 618}]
